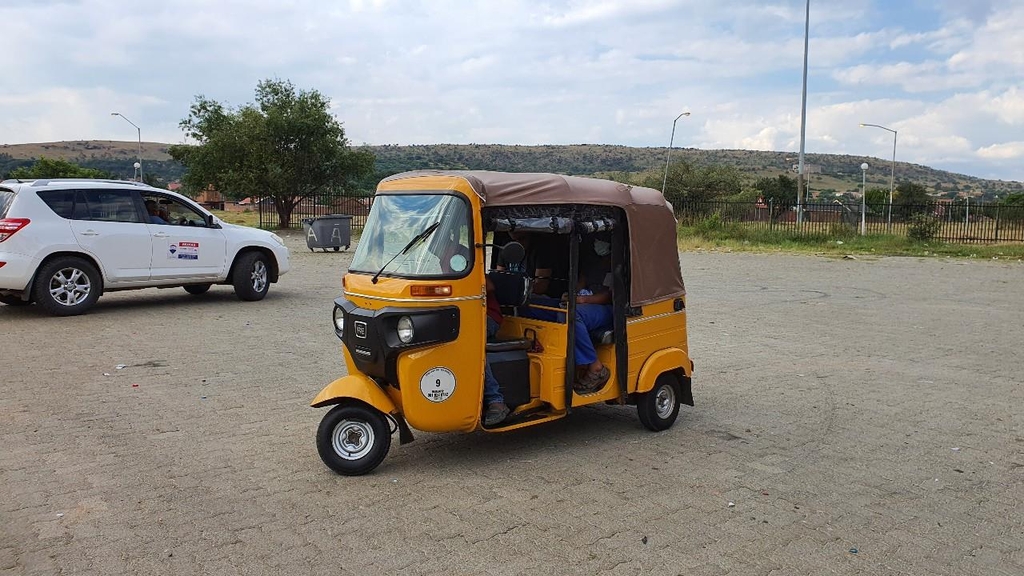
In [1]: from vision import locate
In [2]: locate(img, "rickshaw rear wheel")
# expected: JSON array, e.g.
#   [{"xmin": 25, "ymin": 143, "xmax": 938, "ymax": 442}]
[
  {"xmin": 638, "ymin": 373, "xmax": 681, "ymax": 432},
  {"xmin": 316, "ymin": 403, "xmax": 392, "ymax": 476}
]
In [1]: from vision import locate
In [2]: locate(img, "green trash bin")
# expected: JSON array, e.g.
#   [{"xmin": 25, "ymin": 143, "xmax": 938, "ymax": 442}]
[{"xmin": 302, "ymin": 214, "xmax": 352, "ymax": 252}]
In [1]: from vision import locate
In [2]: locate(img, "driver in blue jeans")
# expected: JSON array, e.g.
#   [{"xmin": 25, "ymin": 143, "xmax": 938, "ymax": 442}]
[{"xmin": 483, "ymin": 276, "xmax": 510, "ymax": 426}]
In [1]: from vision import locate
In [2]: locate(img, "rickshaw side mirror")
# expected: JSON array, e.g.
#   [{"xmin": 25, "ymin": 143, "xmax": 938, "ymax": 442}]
[{"xmin": 501, "ymin": 241, "xmax": 526, "ymax": 265}]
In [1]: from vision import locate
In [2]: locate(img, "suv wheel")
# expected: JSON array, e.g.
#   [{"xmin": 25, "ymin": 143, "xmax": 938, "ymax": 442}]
[
  {"xmin": 33, "ymin": 257, "xmax": 102, "ymax": 316},
  {"xmin": 232, "ymin": 251, "xmax": 271, "ymax": 301},
  {"xmin": 184, "ymin": 284, "xmax": 212, "ymax": 295}
]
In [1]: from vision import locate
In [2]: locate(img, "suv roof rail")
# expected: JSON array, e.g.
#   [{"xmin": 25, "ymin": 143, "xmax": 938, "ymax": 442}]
[{"xmin": 28, "ymin": 178, "xmax": 154, "ymax": 188}]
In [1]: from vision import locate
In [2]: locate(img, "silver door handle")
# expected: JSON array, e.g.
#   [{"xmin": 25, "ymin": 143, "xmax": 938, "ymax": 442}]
[
  {"xmin": 153, "ymin": 232, "xmax": 170, "ymax": 238},
  {"xmin": 80, "ymin": 230, "xmax": 99, "ymax": 236}
]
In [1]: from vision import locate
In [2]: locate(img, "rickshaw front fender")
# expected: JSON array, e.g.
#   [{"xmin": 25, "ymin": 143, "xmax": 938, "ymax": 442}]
[
  {"xmin": 311, "ymin": 374, "xmax": 398, "ymax": 414},
  {"xmin": 637, "ymin": 348, "xmax": 694, "ymax": 406}
]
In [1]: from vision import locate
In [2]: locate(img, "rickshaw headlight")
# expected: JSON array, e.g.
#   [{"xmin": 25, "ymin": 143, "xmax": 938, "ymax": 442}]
[
  {"xmin": 333, "ymin": 306, "xmax": 345, "ymax": 338},
  {"xmin": 397, "ymin": 316, "xmax": 415, "ymax": 344}
]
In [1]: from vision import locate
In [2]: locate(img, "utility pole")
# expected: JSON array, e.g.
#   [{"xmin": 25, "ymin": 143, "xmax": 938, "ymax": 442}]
[{"xmin": 796, "ymin": 0, "xmax": 810, "ymax": 225}]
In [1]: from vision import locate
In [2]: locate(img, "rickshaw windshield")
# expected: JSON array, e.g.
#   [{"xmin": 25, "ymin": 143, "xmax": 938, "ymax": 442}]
[{"xmin": 349, "ymin": 193, "xmax": 472, "ymax": 279}]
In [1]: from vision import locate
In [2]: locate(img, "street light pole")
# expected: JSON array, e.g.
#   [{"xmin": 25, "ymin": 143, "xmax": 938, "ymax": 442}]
[
  {"xmin": 860, "ymin": 123, "xmax": 897, "ymax": 227},
  {"xmin": 796, "ymin": 0, "xmax": 810, "ymax": 225},
  {"xmin": 662, "ymin": 111, "xmax": 691, "ymax": 196},
  {"xmin": 860, "ymin": 163, "xmax": 869, "ymax": 236},
  {"xmin": 111, "ymin": 112, "xmax": 142, "ymax": 182}
]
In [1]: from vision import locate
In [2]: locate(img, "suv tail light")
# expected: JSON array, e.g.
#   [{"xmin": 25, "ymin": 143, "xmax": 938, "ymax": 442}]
[{"xmin": 0, "ymin": 218, "xmax": 30, "ymax": 242}]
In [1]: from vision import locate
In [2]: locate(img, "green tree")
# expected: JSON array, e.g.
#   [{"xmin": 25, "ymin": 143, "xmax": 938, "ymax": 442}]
[
  {"xmin": 893, "ymin": 181, "xmax": 930, "ymax": 206},
  {"xmin": 865, "ymin": 187, "xmax": 888, "ymax": 214},
  {"xmin": 753, "ymin": 174, "xmax": 797, "ymax": 221},
  {"xmin": 644, "ymin": 160, "xmax": 743, "ymax": 204},
  {"xmin": 892, "ymin": 181, "xmax": 931, "ymax": 221},
  {"xmin": 1001, "ymin": 193, "xmax": 1024, "ymax": 206},
  {"xmin": 7, "ymin": 157, "xmax": 110, "ymax": 179},
  {"xmin": 169, "ymin": 79, "xmax": 375, "ymax": 228}
]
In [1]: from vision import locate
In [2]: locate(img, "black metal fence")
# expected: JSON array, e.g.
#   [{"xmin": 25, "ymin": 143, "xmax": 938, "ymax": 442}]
[
  {"xmin": 670, "ymin": 199, "xmax": 1024, "ymax": 243},
  {"xmin": 257, "ymin": 193, "xmax": 1024, "ymax": 244},
  {"xmin": 258, "ymin": 193, "xmax": 375, "ymax": 231}
]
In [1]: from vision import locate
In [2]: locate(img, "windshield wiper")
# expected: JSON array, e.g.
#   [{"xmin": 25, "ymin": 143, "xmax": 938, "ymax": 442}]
[{"xmin": 371, "ymin": 221, "xmax": 441, "ymax": 284}]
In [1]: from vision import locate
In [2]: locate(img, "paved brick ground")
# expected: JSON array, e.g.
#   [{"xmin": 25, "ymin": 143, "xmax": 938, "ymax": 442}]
[{"xmin": 2, "ymin": 235, "xmax": 1022, "ymax": 575}]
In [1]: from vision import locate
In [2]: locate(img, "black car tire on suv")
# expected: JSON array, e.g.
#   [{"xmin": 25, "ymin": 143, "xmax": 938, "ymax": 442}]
[{"xmin": 33, "ymin": 256, "xmax": 102, "ymax": 316}]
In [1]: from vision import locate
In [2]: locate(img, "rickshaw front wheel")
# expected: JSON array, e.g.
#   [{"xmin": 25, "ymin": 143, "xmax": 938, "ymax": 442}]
[
  {"xmin": 316, "ymin": 404, "xmax": 392, "ymax": 476},
  {"xmin": 637, "ymin": 373, "xmax": 681, "ymax": 432}
]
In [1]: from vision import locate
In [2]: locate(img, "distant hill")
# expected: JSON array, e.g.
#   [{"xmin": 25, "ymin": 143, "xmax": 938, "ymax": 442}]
[{"xmin": 3, "ymin": 140, "xmax": 1021, "ymax": 200}]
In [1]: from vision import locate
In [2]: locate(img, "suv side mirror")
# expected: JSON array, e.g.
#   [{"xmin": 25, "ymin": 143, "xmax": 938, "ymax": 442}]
[
  {"xmin": 501, "ymin": 241, "xmax": 525, "ymax": 265},
  {"xmin": 206, "ymin": 214, "xmax": 217, "ymax": 228}
]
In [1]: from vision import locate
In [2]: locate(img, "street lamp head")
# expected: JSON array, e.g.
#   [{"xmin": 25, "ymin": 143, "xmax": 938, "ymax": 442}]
[
  {"xmin": 111, "ymin": 112, "xmax": 120, "ymax": 116},
  {"xmin": 133, "ymin": 162, "xmax": 141, "ymax": 169},
  {"xmin": 861, "ymin": 163, "xmax": 869, "ymax": 171}
]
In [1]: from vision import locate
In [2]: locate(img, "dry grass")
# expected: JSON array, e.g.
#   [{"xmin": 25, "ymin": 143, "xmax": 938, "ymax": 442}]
[
  {"xmin": 0, "ymin": 140, "xmax": 173, "ymax": 161},
  {"xmin": 209, "ymin": 209, "xmax": 262, "ymax": 228}
]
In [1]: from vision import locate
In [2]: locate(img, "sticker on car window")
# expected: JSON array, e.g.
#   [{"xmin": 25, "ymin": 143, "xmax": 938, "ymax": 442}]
[{"xmin": 168, "ymin": 241, "xmax": 200, "ymax": 260}]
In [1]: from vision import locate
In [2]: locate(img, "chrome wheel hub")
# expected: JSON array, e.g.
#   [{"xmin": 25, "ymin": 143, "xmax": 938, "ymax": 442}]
[
  {"xmin": 654, "ymin": 385, "xmax": 676, "ymax": 419},
  {"xmin": 49, "ymin": 268, "xmax": 91, "ymax": 307},
  {"xmin": 251, "ymin": 261, "xmax": 268, "ymax": 293},
  {"xmin": 331, "ymin": 419, "xmax": 374, "ymax": 461}
]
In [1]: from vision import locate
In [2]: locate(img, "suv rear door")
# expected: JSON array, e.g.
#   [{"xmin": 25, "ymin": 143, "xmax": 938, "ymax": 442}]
[{"xmin": 68, "ymin": 189, "xmax": 153, "ymax": 283}]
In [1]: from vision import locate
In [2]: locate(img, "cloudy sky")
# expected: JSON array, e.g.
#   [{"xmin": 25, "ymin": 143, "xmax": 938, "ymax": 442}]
[{"xmin": 1, "ymin": 0, "xmax": 1022, "ymax": 180}]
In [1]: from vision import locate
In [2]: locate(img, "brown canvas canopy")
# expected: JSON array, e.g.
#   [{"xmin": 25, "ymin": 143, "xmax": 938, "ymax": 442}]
[{"xmin": 381, "ymin": 171, "xmax": 685, "ymax": 306}]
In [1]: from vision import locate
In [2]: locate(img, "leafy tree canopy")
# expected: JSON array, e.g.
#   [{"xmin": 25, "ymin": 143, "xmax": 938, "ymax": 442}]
[
  {"xmin": 753, "ymin": 174, "xmax": 797, "ymax": 220},
  {"xmin": 7, "ymin": 157, "xmax": 110, "ymax": 179},
  {"xmin": 865, "ymin": 187, "xmax": 889, "ymax": 210},
  {"xmin": 894, "ymin": 181, "xmax": 930, "ymax": 206},
  {"xmin": 1001, "ymin": 193, "xmax": 1024, "ymax": 206},
  {"xmin": 168, "ymin": 79, "xmax": 375, "ymax": 228},
  {"xmin": 645, "ymin": 160, "xmax": 743, "ymax": 203}
]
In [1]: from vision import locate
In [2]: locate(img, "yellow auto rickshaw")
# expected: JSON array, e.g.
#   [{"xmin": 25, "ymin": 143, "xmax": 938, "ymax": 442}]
[{"xmin": 312, "ymin": 171, "xmax": 693, "ymax": 475}]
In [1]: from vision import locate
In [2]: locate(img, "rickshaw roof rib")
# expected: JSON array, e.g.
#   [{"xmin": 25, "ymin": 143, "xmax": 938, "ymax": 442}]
[{"xmin": 380, "ymin": 170, "xmax": 686, "ymax": 306}]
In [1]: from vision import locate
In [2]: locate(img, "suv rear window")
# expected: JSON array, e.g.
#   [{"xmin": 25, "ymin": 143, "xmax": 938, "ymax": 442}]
[
  {"xmin": 78, "ymin": 190, "xmax": 143, "ymax": 223},
  {"xmin": 0, "ymin": 188, "xmax": 14, "ymax": 218},
  {"xmin": 37, "ymin": 190, "xmax": 76, "ymax": 219}
]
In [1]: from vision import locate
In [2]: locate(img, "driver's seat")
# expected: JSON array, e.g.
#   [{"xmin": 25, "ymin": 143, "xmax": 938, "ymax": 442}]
[{"xmin": 488, "ymin": 270, "xmax": 532, "ymax": 308}]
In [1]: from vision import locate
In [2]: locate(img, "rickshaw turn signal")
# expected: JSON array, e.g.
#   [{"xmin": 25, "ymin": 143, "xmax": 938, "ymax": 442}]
[{"xmin": 410, "ymin": 284, "xmax": 452, "ymax": 297}]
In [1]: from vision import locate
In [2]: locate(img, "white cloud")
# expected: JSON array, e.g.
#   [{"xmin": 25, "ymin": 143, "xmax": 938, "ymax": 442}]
[
  {"xmin": 0, "ymin": 0, "xmax": 1021, "ymax": 181},
  {"xmin": 977, "ymin": 142, "xmax": 1024, "ymax": 160}
]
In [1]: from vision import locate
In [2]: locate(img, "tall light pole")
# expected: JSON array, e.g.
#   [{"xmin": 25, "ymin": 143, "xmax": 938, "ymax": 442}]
[
  {"xmin": 796, "ymin": 0, "xmax": 810, "ymax": 224},
  {"xmin": 860, "ymin": 123, "xmax": 897, "ymax": 227},
  {"xmin": 860, "ymin": 162, "xmax": 869, "ymax": 236},
  {"xmin": 111, "ymin": 112, "xmax": 142, "ymax": 181},
  {"xmin": 662, "ymin": 111, "xmax": 691, "ymax": 195}
]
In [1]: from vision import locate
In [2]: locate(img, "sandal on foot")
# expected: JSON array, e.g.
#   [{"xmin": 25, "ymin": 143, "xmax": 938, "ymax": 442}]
[
  {"xmin": 574, "ymin": 366, "xmax": 610, "ymax": 394},
  {"xmin": 484, "ymin": 402, "xmax": 510, "ymax": 426}
]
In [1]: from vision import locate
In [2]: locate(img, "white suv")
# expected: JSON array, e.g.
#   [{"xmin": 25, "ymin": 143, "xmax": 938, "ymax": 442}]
[{"xmin": 0, "ymin": 179, "xmax": 290, "ymax": 316}]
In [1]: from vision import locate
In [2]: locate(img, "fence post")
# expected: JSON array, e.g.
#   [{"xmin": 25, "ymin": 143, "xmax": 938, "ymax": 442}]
[
  {"xmin": 994, "ymin": 203, "xmax": 1001, "ymax": 242},
  {"xmin": 769, "ymin": 199, "xmax": 774, "ymax": 231}
]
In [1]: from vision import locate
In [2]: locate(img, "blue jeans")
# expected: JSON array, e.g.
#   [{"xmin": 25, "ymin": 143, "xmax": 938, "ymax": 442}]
[
  {"xmin": 483, "ymin": 317, "xmax": 504, "ymax": 405},
  {"xmin": 520, "ymin": 296, "xmax": 612, "ymax": 366}
]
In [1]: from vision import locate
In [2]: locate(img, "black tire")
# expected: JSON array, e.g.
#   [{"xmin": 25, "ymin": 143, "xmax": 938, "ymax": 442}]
[
  {"xmin": 0, "ymin": 295, "xmax": 30, "ymax": 306},
  {"xmin": 32, "ymin": 256, "xmax": 102, "ymax": 316},
  {"xmin": 637, "ymin": 373, "xmax": 682, "ymax": 432},
  {"xmin": 183, "ymin": 284, "xmax": 212, "ymax": 295},
  {"xmin": 316, "ymin": 404, "xmax": 392, "ymax": 476},
  {"xmin": 333, "ymin": 246, "xmax": 340, "ymax": 252},
  {"xmin": 232, "ymin": 251, "xmax": 271, "ymax": 301}
]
